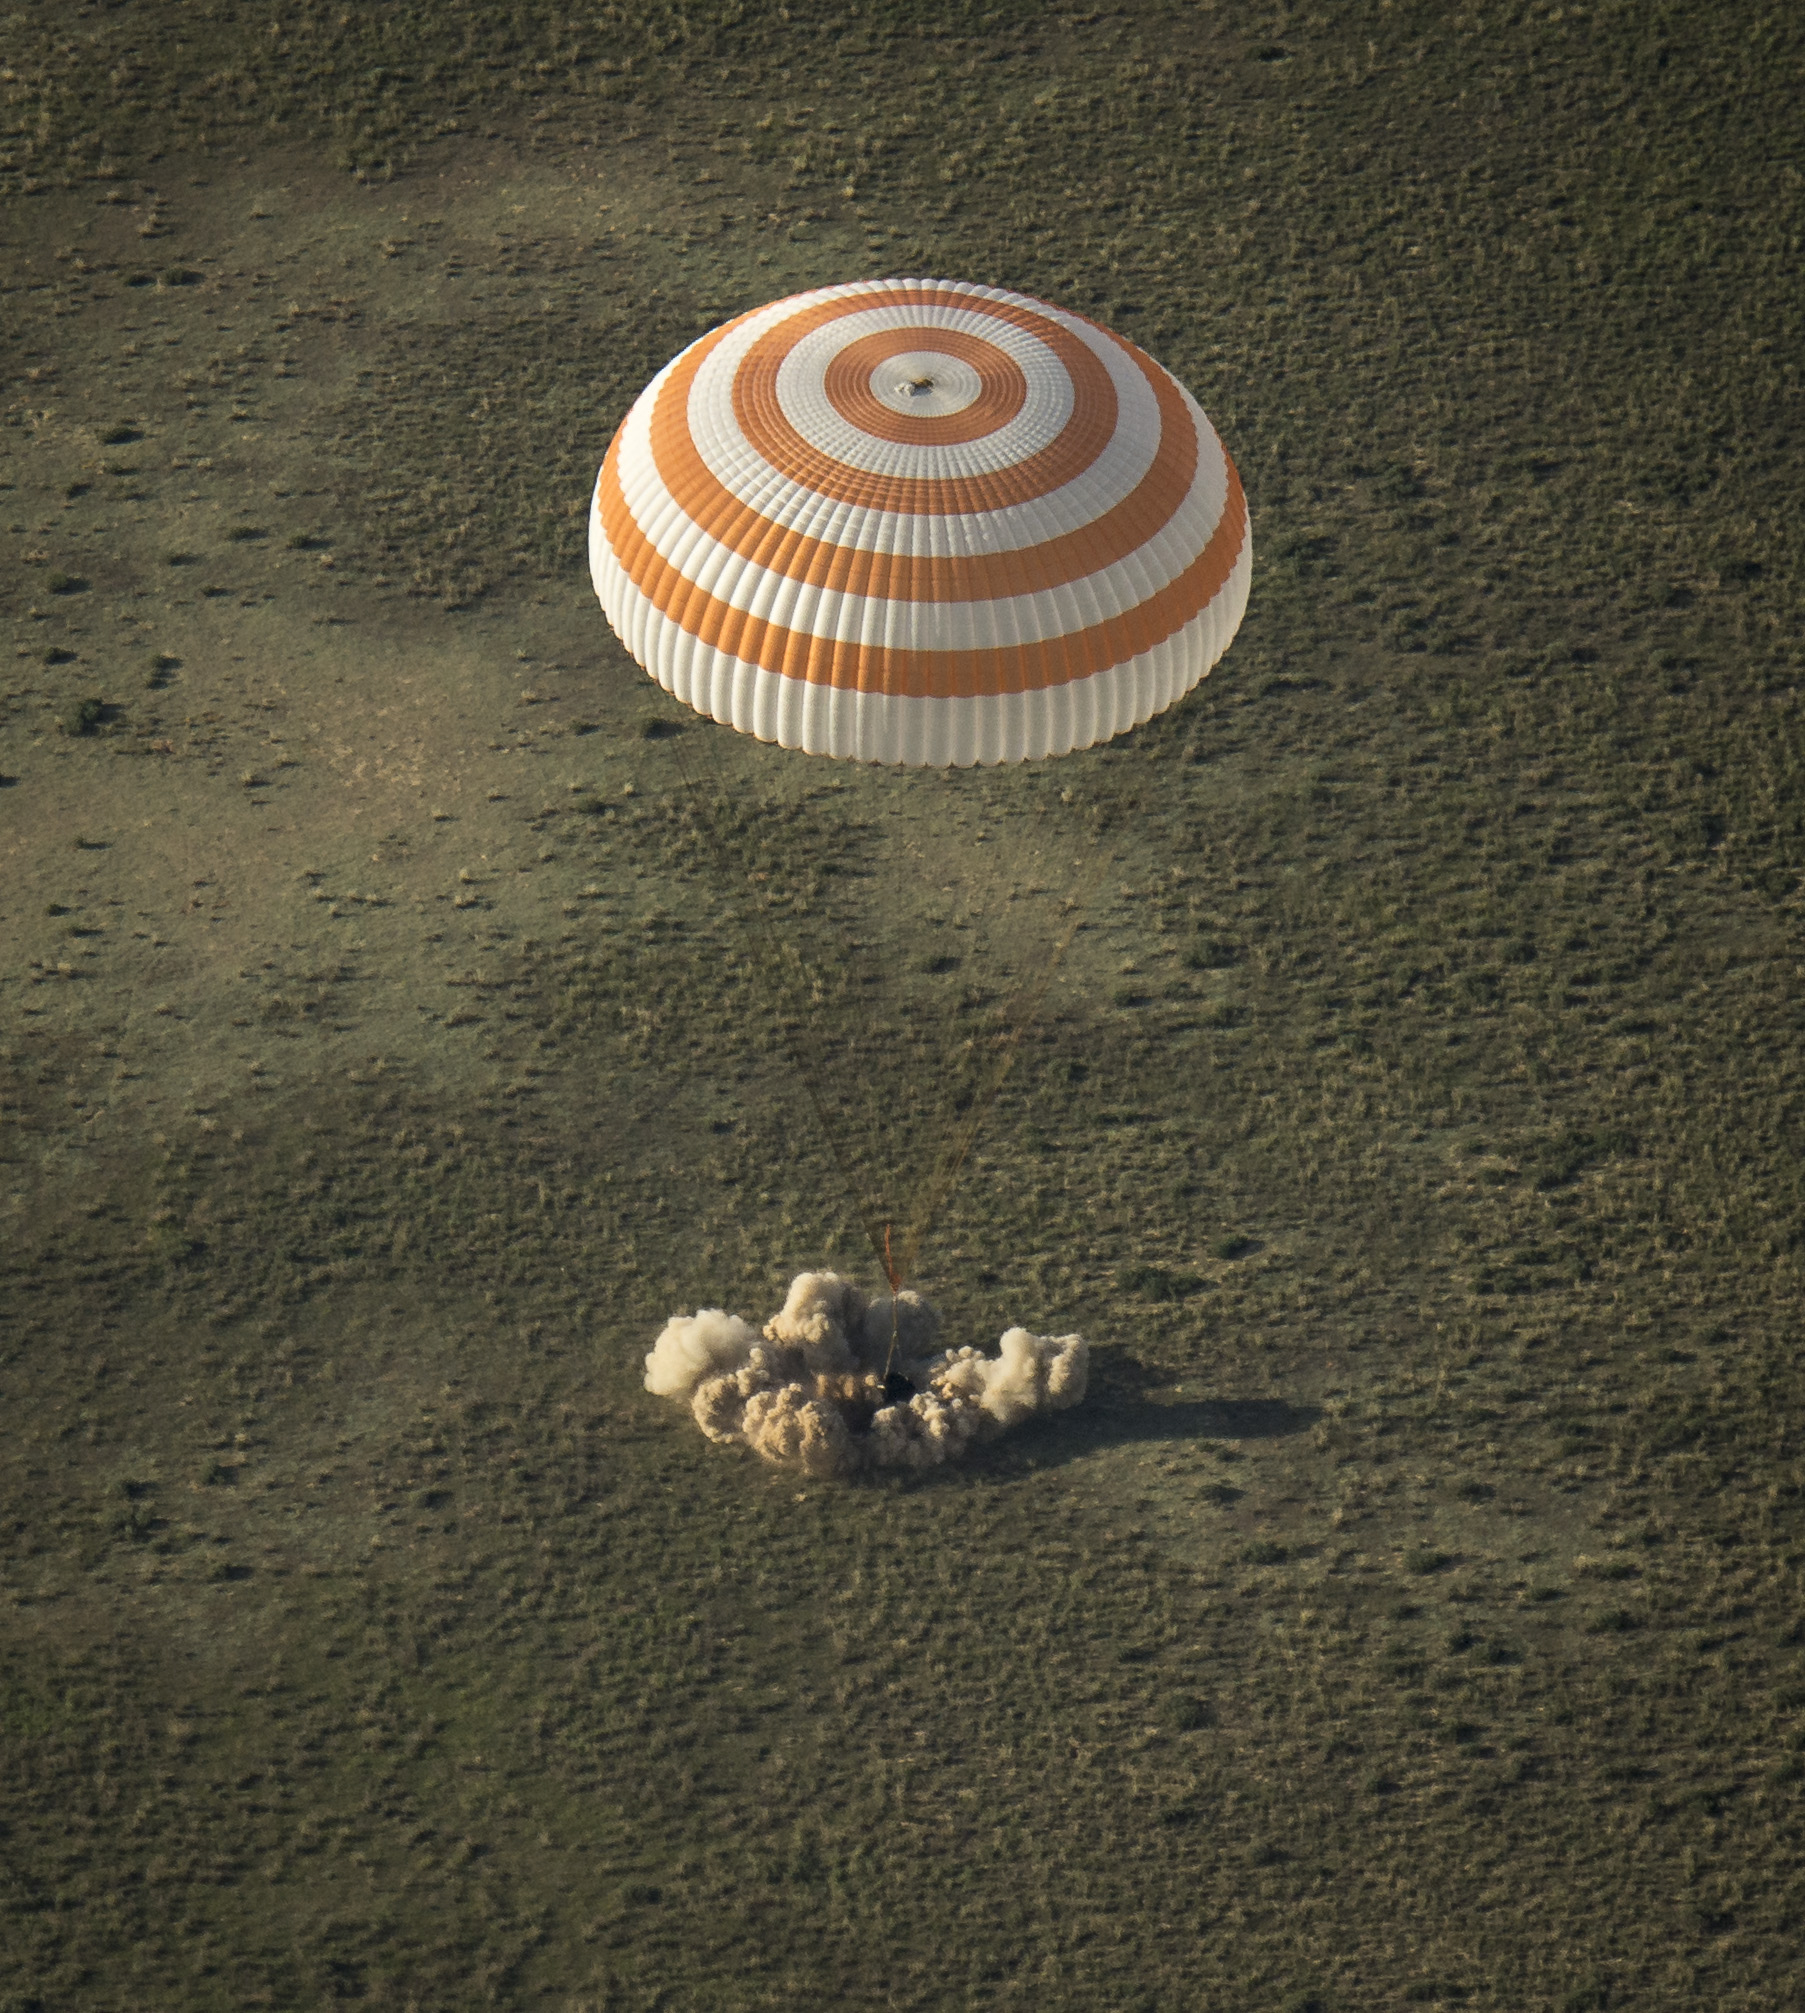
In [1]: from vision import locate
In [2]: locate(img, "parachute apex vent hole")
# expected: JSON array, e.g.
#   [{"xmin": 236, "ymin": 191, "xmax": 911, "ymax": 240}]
[{"xmin": 900, "ymin": 375, "xmax": 936, "ymax": 395}]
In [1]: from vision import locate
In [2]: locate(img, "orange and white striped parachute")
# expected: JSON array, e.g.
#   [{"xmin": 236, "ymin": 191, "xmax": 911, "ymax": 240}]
[{"xmin": 590, "ymin": 278, "xmax": 1250, "ymax": 767}]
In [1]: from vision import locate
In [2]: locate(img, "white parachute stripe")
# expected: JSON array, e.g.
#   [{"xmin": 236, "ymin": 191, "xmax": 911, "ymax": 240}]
[
  {"xmin": 631, "ymin": 373, "xmax": 1230, "ymax": 605},
  {"xmin": 610, "ymin": 412, "xmax": 1229, "ymax": 652},
  {"xmin": 770, "ymin": 307, "xmax": 1076, "ymax": 475},
  {"xmin": 592, "ymin": 500, "xmax": 1254, "ymax": 767},
  {"xmin": 678, "ymin": 294, "xmax": 1164, "ymax": 553},
  {"xmin": 629, "ymin": 367, "xmax": 1128, "ymax": 568},
  {"xmin": 689, "ymin": 313, "xmax": 1151, "ymax": 538}
]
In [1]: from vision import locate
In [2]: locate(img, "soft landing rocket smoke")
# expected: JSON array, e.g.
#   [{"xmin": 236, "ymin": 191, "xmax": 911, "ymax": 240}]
[{"xmin": 645, "ymin": 1272, "xmax": 1088, "ymax": 1477}]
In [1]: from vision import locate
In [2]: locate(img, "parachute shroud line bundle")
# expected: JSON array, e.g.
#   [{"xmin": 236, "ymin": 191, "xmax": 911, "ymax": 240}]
[{"xmin": 591, "ymin": 277, "xmax": 1251, "ymax": 767}]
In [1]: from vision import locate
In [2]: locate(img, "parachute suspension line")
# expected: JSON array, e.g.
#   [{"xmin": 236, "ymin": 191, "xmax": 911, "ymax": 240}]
[
  {"xmin": 881, "ymin": 1221, "xmax": 903, "ymax": 1388},
  {"xmin": 670, "ymin": 726, "xmax": 1112, "ymax": 1306},
  {"xmin": 873, "ymin": 770, "xmax": 1056, "ymax": 1287},
  {"xmin": 896, "ymin": 829, "xmax": 1110, "ymax": 1287},
  {"xmin": 672, "ymin": 732, "xmax": 893, "ymax": 1281}
]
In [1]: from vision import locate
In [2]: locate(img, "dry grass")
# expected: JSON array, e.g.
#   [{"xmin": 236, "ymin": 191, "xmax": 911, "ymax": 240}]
[{"xmin": 2, "ymin": 2, "xmax": 1802, "ymax": 2008}]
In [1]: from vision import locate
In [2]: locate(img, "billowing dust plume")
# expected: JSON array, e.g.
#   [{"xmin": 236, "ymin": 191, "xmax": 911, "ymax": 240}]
[{"xmin": 644, "ymin": 1271, "xmax": 1088, "ymax": 1477}]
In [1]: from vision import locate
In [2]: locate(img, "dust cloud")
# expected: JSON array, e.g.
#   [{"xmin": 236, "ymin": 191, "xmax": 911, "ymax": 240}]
[{"xmin": 644, "ymin": 1271, "xmax": 1088, "ymax": 1477}]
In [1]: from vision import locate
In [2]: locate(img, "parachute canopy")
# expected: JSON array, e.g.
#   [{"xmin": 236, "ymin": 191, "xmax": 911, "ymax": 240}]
[{"xmin": 591, "ymin": 278, "xmax": 1250, "ymax": 766}]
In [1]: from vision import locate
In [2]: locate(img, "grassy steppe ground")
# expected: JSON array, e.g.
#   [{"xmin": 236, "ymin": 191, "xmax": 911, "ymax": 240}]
[{"xmin": 3, "ymin": 3, "xmax": 1802, "ymax": 2008}]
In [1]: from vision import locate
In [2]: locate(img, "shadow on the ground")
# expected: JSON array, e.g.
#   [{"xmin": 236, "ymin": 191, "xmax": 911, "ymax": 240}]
[
  {"xmin": 1026, "ymin": 1392, "xmax": 1319, "ymax": 1466},
  {"xmin": 1028, "ymin": 1348, "xmax": 1316, "ymax": 1463},
  {"xmin": 899, "ymin": 1353, "xmax": 1320, "ymax": 1484}
]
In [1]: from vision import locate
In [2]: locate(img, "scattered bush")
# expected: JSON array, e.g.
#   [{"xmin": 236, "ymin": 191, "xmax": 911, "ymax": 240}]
[{"xmin": 58, "ymin": 696, "xmax": 104, "ymax": 736}]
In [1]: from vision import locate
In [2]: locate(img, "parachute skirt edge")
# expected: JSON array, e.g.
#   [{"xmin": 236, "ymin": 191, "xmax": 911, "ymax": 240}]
[{"xmin": 591, "ymin": 508, "xmax": 1252, "ymax": 767}]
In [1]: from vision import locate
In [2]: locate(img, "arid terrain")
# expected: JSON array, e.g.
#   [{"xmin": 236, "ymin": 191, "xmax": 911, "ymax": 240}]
[{"xmin": 3, "ymin": 4, "xmax": 1801, "ymax": 2008}]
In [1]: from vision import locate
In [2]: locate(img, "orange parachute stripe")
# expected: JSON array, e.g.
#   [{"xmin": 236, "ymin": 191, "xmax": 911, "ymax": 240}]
[{"xmin": 596, "ymin": 432, "xmax": 1247, "ymax": 702}]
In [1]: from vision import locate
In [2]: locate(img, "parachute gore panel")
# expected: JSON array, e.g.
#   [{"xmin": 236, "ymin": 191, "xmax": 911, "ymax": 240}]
[{"xmin": 590, "ymin": 278, "xmax": 1250, "ymax": 766}]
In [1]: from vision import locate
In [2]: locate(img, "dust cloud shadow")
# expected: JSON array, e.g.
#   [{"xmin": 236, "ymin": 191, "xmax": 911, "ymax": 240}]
[
  {"xmin": 1026, "ymin": 1351, "xmax": 1318, "ymax": 1465},
  {"xmin": 1028, "ymin": 1394, "xmax": 1319, "ymax": 1465},
  {"xmin": 880, "ymin": 1355, "xmax": 1319, "ymax": 1485},
  {"xmin": 853, "ymin": 1349, "xmax": 1317, "ymax": 1490}
]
